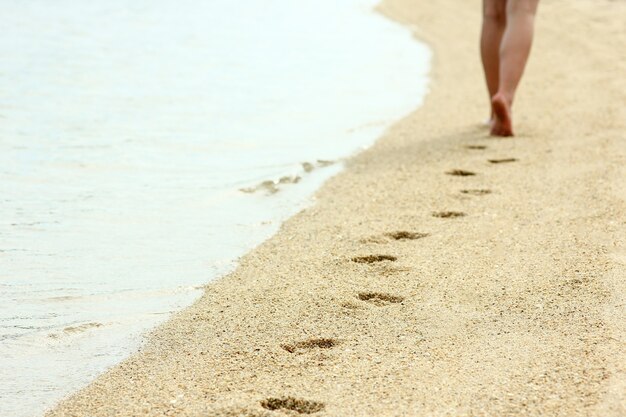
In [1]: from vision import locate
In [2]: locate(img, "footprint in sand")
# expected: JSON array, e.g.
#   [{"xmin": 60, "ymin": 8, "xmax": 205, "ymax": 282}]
[
  {"xmin": 446, "ymin": 169, "xmax": 476, "ymax": 176},
  {"xmin": 488, "ymin": 158, "xmax": 518, "ymax": 164},
  {"xmin": 260, "ymin": 397, "xmax": 325, "ymax": 414},
  {"xmin": 351, "ymin": 255, "xmax": 397, "ymax": 264},
  {"xmin": 361, "ymin": 231, "xmax": 429, "ymax": 244},
  {"xmin": 339, "ymin": 301, "xmax": 365, "ymax": 318},
  {"xmin": 460, "ymin": 189, "xmax": 491, "ymax": 195},
  {"xmin": 357, "ymin": 292, "xmax": 404, "ymax": 306},
  {"xmin": 432, "ymin": 211, "xmax": 465, "ymax": 218},
  {"xmin": 384, "ymin": 231, "xmax": 428, "ymax": 241},
  {"xmin": 281, "ymin": 338, "xmax": 338, "ymax": 354}
]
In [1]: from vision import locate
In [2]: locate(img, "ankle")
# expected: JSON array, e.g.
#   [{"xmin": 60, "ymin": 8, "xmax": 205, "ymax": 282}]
[{"xmin": 493, "ymin": 92, "xmax": 513, "ymax": 107}]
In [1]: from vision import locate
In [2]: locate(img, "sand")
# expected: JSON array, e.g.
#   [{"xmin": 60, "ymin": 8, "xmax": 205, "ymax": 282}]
[{"xmin": 47, "ymin": 0, "xmax": 626, "ymax": 416}]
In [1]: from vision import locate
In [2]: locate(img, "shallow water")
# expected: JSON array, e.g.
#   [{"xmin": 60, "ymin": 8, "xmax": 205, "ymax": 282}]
[{"xmin": 0, "ymin": 0, "xmax": 429, "ymax": 415}]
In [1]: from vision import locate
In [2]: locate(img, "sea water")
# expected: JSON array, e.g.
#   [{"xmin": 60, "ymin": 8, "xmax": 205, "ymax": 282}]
[{"xmin": 0, "ymin": 0, "xmax": 430, "ymax": 415}]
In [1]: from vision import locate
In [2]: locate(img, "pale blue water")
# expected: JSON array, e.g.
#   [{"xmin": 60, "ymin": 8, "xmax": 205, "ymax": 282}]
[{"xmin": 0, "ymin": 0, "xmax": 430, "ymax": 415}]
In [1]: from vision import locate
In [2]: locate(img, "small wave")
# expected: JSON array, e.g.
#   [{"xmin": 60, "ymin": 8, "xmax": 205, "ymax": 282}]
[
  {"xmin": 60, "ymin": 322, "xmax": 103, "ymax": 335},
  {"xmin": 240, "ymin": 159, "xmax": 335, "ymax": 195}
]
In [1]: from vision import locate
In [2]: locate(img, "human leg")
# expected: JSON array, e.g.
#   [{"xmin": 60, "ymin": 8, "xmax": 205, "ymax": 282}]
[
  {"xmin": 480, "ymin": 0, "xmax": 507, "ymax": 117},
  {"xmin": 491, "ymin": 0, "xmax": 539, "ymax": 136}
]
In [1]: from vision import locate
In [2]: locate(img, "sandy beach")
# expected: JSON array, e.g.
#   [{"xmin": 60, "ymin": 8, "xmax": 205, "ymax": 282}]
[{"xmin": 48, "ymin": 0, "xmax": 626, "ymax": 416}]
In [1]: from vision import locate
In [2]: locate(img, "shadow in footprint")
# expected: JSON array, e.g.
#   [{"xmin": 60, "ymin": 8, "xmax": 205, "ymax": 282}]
[
  {"xmin": 358, "ymin": 292, "xmax": 404, "ymax": 306},
  {"xmin": 260, "ymin": 397, "xmax": 325, "ymax": 414},
  {"xmin": 352, "ymin": 255, "xmax": 397, "ymax": 264},
  {"xmin": 460, "ymin": 189, "xmax": 491, "ymax": 195},
  {"xmin": 432, "ymin": 211, "xmax": 465, "ymax": 218},
  {"xmin": 465, "ymin": 145, "xmax": 487, "ymax": 150},
  {"xmin": 360, "ymin": 231, "xmax": 428, "ymax": 244},
  {"xmin": 340, "ymin": 301, "xmax": 363, "ymax": 317},
  {"xmin": 384, "ymin": 231, "xmax": 429, "ymax": 241},
  {"xmin": 446, "ymin": 169, "xmax": 476, "ymax": 176},
  {"xmin": 488, "ymin": 158, "xmax": 518, "ymax": 164},
  {"xmin": 281, "ymin": 338, "xmax": 338, "ymax": 354}
]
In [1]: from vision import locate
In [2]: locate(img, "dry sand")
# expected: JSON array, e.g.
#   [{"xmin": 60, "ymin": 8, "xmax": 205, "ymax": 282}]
[{"xmin": 48, "ymin": 0, "xmax": 626, "ymax": 416}]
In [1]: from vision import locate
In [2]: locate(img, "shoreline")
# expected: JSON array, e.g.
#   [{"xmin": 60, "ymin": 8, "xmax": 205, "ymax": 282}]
[
  {"xmin": 49, "ymin": 0, "xmax": 626, "ymax": 416},
  {"xmin": 1, "ymin": 2, "xmax": 430, "ymax": 416}
]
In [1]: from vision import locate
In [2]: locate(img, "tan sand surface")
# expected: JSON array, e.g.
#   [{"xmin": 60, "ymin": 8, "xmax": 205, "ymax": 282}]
[{"xmin": 48, "ymin": 0, "xmax": 626, "ymax": 415}]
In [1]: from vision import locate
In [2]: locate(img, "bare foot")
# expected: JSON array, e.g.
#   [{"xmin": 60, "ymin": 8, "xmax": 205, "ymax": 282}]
[{"xmin": 490, "ymin": 94, "xmax": 513, "ymax": 137}]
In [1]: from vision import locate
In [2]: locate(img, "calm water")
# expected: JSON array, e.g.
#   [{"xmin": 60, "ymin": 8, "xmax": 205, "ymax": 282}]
[{"xmin": 0, "ymin": 0, "xmax": 430, "ymax": 415}]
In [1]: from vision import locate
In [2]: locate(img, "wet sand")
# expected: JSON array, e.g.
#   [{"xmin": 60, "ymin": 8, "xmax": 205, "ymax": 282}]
[{"xmin": 48, "ymin": 0, "xmax": 626, "ymax": 416}]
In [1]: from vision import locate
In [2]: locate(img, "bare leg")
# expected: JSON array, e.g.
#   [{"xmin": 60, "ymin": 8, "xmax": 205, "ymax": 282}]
[
  {"xmin": 480, "ymin": 0, "xmax": 506, "ymax": 123},
  {"xmin": 491, "ymin": 0, "xmax": 539, "ymax": 136}
]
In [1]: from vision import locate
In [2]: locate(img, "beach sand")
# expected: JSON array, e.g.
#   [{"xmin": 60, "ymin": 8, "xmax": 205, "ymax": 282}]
[{"xmin": 47, "ymin": 0, "xmax": 626, "ymax": 416}]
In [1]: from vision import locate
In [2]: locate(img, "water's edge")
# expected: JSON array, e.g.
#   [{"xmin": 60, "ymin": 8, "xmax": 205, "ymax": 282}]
[{"xmin": 0, "ymin": 1, "xmax": 430, "ymax": 415}]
